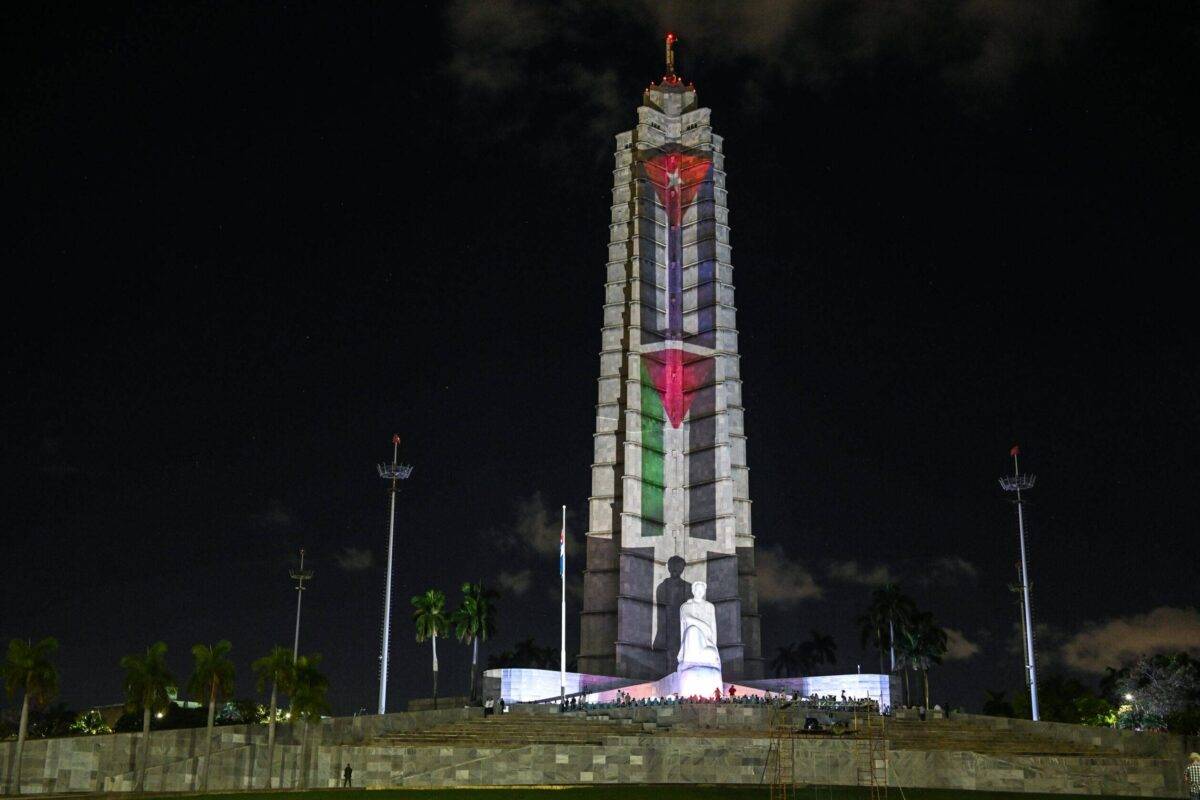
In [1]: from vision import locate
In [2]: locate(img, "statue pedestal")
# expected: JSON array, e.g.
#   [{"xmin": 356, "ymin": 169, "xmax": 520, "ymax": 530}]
[{"xmin": 653, "ymin": 665, "xmax": 723, "ymax": 699}]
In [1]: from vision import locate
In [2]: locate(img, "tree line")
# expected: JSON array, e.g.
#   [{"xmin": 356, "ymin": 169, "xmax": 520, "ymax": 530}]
[
  {"xmin": 855, "ymin": 583, "xmax": 949, "ymax": 709},
  {"xmin": 410, "ymin": 580, "xmax": 497, "ymax": 708},
  {"xmin": 2, "ymin": 637, "xmax": 328, "ymax": 794},
  {"xmin": 766, "ymin": 584, "xmax": 950, "ymax": 709},
  {"xmin": 983, "ymin": 653, "xmax": 1200, "ymax": 734}
]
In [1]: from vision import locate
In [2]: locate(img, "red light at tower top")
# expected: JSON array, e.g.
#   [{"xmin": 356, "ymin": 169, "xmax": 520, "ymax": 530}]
[{"xmin": 664, "ymin": 32, "xmax": 680, "ymax": 84}]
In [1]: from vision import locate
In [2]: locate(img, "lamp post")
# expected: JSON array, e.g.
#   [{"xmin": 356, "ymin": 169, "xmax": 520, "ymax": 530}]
[
  {"xmin": 999, "ymin": 445, "xmax": 1039, "ymax": 721},
  {"xmin": 289, "ymin": 548, "xmax": 313, "ymax": 660},
  {"xmin": 377, "ymin": 435, "xmax": 414, "ymax": 715}
]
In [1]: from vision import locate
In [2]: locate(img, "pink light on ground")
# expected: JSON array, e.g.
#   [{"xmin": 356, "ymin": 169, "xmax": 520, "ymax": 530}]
[{"xmin": 587, "ymin": 680, "xmax": 768, "ymax": 703}]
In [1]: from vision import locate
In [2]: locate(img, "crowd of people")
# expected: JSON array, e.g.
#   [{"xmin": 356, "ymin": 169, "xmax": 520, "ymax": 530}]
[{"xmin": 562, "ymin": 687, "xmax": 883, "ymax": 713}]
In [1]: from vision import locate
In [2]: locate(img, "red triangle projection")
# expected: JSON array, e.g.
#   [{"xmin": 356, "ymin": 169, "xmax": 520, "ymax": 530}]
[{"xmin": 642, "ymin": 348, "xmax": 714, "ymax": 428}]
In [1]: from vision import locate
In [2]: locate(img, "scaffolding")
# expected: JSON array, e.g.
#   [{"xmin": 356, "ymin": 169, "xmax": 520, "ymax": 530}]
[
  {"xmin": 853, "ymin": 704, "xmax": 888, "ymax": 800},
  {"xmin": 766, "ymin": 699, "xmax": 798, "ymax": 800}
]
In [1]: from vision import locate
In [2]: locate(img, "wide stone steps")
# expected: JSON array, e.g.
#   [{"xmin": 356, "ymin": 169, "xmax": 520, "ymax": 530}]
[
  {"xmin": 576, "ymin": 709, "xmax": 1120, "ymax": 757},
  {"xmin": 374, "ymin": 716, "xmax": 635, "ymax": 748},
  {"xmin": 872, "ymin": 720, "xmax": 1121, "ymax": 757}
]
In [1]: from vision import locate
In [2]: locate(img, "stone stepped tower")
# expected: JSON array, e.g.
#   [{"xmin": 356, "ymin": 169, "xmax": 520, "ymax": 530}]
[{"xmin": 580, "ymin": 37, "xmax": 762, "ymax": 681}]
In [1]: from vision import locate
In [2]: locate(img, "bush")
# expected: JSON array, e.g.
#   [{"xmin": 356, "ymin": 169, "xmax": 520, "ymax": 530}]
[
  {"xmin": 114, "ymin": 703, "xmax": 207, "ymax": 732},
  {"xmin": 26, "ymin": 704, "xmax": 77, "ymax": 738},
  {"xmin": 217, "ymin": 699, "xmax": 265, "ymax": 725},
  {"xmin": 69, "ymin": 710, "xmax": 112, "ymax": 736}
]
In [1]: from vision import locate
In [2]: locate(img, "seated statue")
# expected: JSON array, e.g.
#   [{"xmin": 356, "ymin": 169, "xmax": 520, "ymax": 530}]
[{"xmin": 676, "ymin": 581, "xmax": 722, "ymax": 670}]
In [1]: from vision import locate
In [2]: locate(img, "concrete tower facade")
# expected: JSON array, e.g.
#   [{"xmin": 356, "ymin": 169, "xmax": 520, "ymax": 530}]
[{"xmin": 580, "ymin": 52, "xmax": 763, "ymax": 682}]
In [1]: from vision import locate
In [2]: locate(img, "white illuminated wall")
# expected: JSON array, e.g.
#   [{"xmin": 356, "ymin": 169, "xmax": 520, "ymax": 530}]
[
  {"xmin": 487, "ymin": 667, "xmax": 899, "ymax": 712},
  {"xmin": 484, "ymin": 668, "xmax": 638, "ymax": 703},
  {"xmin": 744, "ymin": 674, "xmax": 900, "ymax": 710}
]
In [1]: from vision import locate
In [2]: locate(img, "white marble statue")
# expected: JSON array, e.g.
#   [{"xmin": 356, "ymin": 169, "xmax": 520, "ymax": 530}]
[{"xmin": 677, "ymin": 581, "xmax": 722, "ymax": 670}]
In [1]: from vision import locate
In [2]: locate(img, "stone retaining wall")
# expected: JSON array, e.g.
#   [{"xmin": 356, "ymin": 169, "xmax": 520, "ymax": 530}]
[{"xmin": 0, "ymin": 707, "xmax": 1189, "ymax": 796}]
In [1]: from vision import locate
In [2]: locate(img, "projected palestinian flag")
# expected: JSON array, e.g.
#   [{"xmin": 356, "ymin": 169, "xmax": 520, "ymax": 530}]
[{"xmin": 635, "ymin": 145, "xmax": 719, "ymax": 538}]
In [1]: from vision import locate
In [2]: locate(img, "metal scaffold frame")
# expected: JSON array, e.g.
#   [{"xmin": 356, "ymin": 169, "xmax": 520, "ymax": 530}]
[
  {"xmin": 854, "ymin": 703, "xmax": 888, "ymax": 800},
  {"xmin": 766, "ymin": 698, "xmax": 798, "ymax": 800}
]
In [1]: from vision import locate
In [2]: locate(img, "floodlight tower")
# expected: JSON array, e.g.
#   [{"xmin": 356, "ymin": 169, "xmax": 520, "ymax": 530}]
[
  {"xmin": 290, "ymin": 548, "xmax": 314, "ymax": 660},
  {"xmin": 999, "ymin": 445, "xmax": 1039, "ymax": 721},
  {"xmin": 377, "ymin": 434, "xmax": 414, "ymax": 715}
]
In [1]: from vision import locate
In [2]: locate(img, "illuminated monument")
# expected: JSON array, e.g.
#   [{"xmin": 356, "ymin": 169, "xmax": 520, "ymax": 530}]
[
  {"xmin": 580, "ymin": 35, "xmax": 764, "ymax": 681},
  {"xmin": 485, "ymin": 38, "xmax": 894, "ymax": 707}
]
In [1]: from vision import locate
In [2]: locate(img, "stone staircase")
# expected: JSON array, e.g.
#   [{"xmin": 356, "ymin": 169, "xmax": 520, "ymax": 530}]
[
  {"xmin": 882, "ymin": 718, "xmax": 1123, "ymax": 757},
  {"xmin": 16, "ymin": 705, "xmax": 1172, "ymax": 794},
  {"xmin": 574, "ymin": 706, "xmax": 1123, "ymax": 757},
  {"xmin": 372, "ymin": 713, "xmax": 639, "ymax": 748}
]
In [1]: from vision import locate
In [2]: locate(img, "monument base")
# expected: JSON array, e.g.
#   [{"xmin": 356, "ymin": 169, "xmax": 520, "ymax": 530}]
[
  {"xmin": 486, "ymin": 667, "xmax": 898, "ymax": 712},
  {"xmin": 653, "ymin": 665, "xmax": 723, "ymax": 699}
]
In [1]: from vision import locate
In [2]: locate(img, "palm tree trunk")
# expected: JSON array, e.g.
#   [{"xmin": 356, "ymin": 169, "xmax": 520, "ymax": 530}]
[
  {"xmin": 265, "ymin": 684, "xmax": 277, "ymax": 789},
  {"xmin": 137, "ymin": 706, "xmax": 151, "ymax": 792},
  {"xmin": 432, "ymin": 634, "xmax": 439, "ymax": 710},
  {"xmin": 877, "ymin": 626, "xmax": 885, "ymax": 674},
  {"xmin": 11, "ymin": 690, "xmax": 29, "ymax": 795},
  {"xmin": 470, "ymin": 637, "xmax": 479, "ymax": 701},
  {"xmin": 201, "ymin": 686, "xmax": 216, "ymax": 791},
  {"xmin": 888, "ymin": 618, "xmax": 896, "ymax": 672},
  {"xmin": 923, "ymin": 668, "xmax": 931, "ymax": 711},
  {"xmin": 294, "ymin": 719, "xmax": 304, "ymax": 786},
  {"xmin": 902, "ymin": 669, "xmax": 910, "ymax": 707}
]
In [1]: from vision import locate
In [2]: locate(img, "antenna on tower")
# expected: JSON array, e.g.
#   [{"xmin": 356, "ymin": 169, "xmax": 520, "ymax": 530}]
[
  {"xmin": 999, "ymin": 445, "xmax": 1039, "ymax": 721},
  {"xmin": 664, "ymin": 32, "xmax": 678, "ymax": 82},
  {"xmin": 290, "ymin": 548, "xmax": 313, "ymax": 661},
  {"xmin": 377, "ymin": 434, "xmax": 414, "ymax": 715}
]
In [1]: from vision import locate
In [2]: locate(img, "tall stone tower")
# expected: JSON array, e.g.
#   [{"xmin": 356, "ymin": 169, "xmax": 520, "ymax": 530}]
[{"xmin": 580, "ymin": 39, "xmax": 763, "ymax": 682}]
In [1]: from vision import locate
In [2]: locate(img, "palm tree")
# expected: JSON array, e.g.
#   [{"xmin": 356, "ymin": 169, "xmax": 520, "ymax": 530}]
[
  {"xmin": 771, "ymin": 643, "xmax": 801, "ymax": 678},
  {"xmin": 2, "ymin": 637, "xmax": 59, "ymax": 795},
  {"xmin": 896, "ymin": 612, "xmax": 948, "ymax": 710},
  {"xmin": 807, "ymin": 630, "xmax": 838, "ymax": 669},
  {"xmin": 452, "ymin": 581, "xmax": 497, "ymax": 701},
  {"xmin": 411, "ymin": 589, "xmax": 448, "ymax": 709},
  {"xmin": 251, "ymin": 646, "xmax": 295, "ymax": 789},
  {"xmin": 893, "ymin": 631, "xmax": 915, "ymax": 705},
  {"xmin": 120, "ymin": 642, "xmax": 174, "ymax": 792},
  {"xmin": 855, "ymin": 603, "xmax": 888, "ymax": 674},
  {"xmin": 290, "ymin": 654, "xmax": 330, "ymax": 789},
  {"xmin": 188, "ymin": 641, "xmax": 235, "ymax": 792},
  {"xmin": 877, "ymin": 584, "xmax": 916, "ymax": 671},
  {"xmin": 859, "ymin": 583, "xmax": 915, "ymax": 672}
]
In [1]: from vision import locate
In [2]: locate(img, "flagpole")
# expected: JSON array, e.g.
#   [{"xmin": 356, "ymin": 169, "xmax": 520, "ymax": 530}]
[{"xmin": 560, "ymin": 504, "xmax": 567, "ymax": 707}]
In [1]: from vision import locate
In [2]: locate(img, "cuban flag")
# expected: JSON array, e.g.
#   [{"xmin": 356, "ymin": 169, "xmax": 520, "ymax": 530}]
[{"xmin": 559, "ymin": 522, "xmax": 565, "ymax": 578}]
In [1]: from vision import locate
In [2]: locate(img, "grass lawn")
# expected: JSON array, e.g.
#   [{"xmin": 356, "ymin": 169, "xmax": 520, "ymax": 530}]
[{"xmin": 183, "ymin": 787, "xmax": 1142, "ymax": 800}]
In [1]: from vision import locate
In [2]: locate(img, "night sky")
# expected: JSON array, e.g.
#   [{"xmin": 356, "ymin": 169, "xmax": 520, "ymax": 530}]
[{"xmin": 4, "ymin": 2, "xmax": 1199, "ymax": 716}]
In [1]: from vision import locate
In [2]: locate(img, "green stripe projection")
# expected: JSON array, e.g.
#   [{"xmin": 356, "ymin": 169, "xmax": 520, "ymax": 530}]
[{"xmin": 639, "ymin": 357, "xmax": 665, "ymax": 536}]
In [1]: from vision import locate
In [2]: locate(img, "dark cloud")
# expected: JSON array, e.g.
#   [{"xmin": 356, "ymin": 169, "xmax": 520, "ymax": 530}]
[
  {"xmin": 1006, "ymin": 618, "xmax": 1066, "ymax": 671},
  {"xmin": 924, "ymin": 555, "xmax": 979, "ymax": 587},
  {"xmin": 497, "ymin": 492, "xmax": 568, "ymax": 559},
  {"xmin": 827, "ymin": 555, "xmax": 975, "ymax": 589},
  {"xmin": 944, "ymin": 627, "xmax": 981, "ymax": 660},
  {"xmin": 828, "ymin": 560, "xmax": 893, "ymax": 586},
  {"xmin": 335, "ymin": 547, "xmax": 374, "ymax": 571},
  {"xmin": 445, "ymin": 0, "xmax": 1093, "ymax": 142},
  {"xmin": 757, "ymin": 545, "xmax": 822, "ymax": 604},
  {"xmin": 1061, "ymin": 607, "xmax": 1200, "ymax": 674},
  {"xmin": 252, "ymin": 502, "xmax": 293, "ymax": 527},
  {"xmin": 497, "ymin": 568, "xmax": 533, "ymax": 596}
]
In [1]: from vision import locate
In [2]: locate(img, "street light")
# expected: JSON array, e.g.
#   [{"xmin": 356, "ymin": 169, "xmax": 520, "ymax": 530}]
[
  {"xmin": 999, "ymin": 445, "xmax": 1039, "ymax": 722},
  {"xmin": 376, "ymin": 434, "xmax": 414, "ymax": 715}
]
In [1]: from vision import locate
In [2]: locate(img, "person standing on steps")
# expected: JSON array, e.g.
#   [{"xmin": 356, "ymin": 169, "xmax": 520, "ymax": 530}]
[
  {"xmin": 1186, "ymin": 752, "xmax": 1200, "ymax": 800},
  {"xmin": 342, "ymin": 763, "xmax": 352, "ymax": 788}
]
